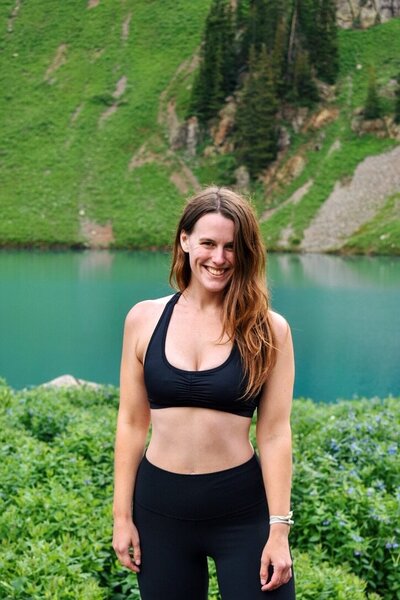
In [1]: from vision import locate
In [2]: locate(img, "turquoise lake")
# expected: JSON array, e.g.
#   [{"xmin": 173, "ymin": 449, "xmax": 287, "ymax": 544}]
[{"xmin": 0, "ymin": 250, "xmax": 399, "ymax": 402}]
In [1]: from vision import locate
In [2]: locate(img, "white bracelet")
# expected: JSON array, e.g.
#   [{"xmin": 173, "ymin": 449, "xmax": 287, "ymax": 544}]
[{"xmin": 269, "ymin": 511, "xmax": 294, "ymax": 526}]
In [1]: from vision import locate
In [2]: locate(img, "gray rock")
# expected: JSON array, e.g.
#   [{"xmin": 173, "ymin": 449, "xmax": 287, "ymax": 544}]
[{"xmin": 40, "ymin": 374, "xmax": 101, "ymax": 389}]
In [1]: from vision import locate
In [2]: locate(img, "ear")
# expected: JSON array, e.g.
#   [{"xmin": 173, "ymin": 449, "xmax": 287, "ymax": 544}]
[{"xmin": 180, "ymin": 230, "xmax": 189, "ymax": 253}]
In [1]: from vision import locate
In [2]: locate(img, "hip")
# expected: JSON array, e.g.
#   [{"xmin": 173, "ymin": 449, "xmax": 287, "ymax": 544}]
[{"xmin": 133, "ymin": 452, "xmax": 267, "ymax": 521}]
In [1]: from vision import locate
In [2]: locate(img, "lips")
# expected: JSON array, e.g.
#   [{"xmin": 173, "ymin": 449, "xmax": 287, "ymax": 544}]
[{"xmin": 204, "ymin": 266, "xmax": 228, "ymax": 277}]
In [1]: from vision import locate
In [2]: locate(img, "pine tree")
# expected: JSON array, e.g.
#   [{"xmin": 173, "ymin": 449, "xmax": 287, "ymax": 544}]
[
  {"xmin": 394, "ymin": 74, "xmax": 400, "ymax": 124},
  {"xmin": 241, "ymin": 0, "xmax": 282, "ymax": 65},
  {"xmin": 297, "ymin": 0, "xmax": 338, "ymax": 84},
  {"xmin": 236, "ymin": 0, "xmax": 251, "ymax": 30},
  {"xmin": 235, "ymin": 45, "xmax": 279, "ymax": 178},
  {"xmin": 364, "ymin": 67, "xmax": 382, "ymax": 120},
  {"xmin": 189, "ymin": 0, "xmax": 236, "ymax": 122},
  {"xmin": 292, "ymin": 48, "xmax": 319, "ymax": 105},
  {"xmin": 272, "ymin": 17, "xmax": 289, "ymax": 97},
  {"xmin": 316, "ymin": 0, "xmax": 339, "ymax": 83}
]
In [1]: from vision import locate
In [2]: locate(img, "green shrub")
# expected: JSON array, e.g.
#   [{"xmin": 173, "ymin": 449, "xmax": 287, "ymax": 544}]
[
  {"xmin": 207, "ymin": 550, "xmax": 377, "ymax": 600},
  {"xmin": 0, "ymin": 383, "xmax": 398, "ymax": 599},
  {"xmin": 290, "ymin": 397, "xmax": 400, "ymax": 599}
]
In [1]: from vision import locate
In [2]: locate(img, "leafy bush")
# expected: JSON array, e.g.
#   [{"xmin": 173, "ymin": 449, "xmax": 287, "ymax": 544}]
[
  {"xmin": 0, "ymin": 381, "xmax": 398, "ymax": 599},
  {"xmin": 289, "ymin": 397, "xmax": 400, "ymax": 599}
]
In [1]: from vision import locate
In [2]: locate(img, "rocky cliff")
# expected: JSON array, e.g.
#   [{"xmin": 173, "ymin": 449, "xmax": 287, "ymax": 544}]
[{"xmin": 336, "ymin": 0, "xmax": 400, "ymax": 29}]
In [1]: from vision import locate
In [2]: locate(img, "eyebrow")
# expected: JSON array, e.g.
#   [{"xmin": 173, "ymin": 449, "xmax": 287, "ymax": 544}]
[{"xmin": 199, "ymin": 237, "xmax": 234, "ymax": 246}]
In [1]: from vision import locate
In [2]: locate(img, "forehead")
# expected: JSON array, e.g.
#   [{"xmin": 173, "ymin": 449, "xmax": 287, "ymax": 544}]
[{"xmin": 191, "ymin": 212, "xmax": 234, "ymax": 239}]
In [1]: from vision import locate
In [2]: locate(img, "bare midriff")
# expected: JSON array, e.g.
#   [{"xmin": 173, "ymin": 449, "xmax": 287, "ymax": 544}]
[{"xmin": 145, "ymin": 406, "xmax": 254, "ymax": 474}]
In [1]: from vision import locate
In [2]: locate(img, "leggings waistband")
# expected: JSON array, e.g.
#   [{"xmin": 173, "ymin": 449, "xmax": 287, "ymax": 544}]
[{"xmin": 134, "ymin": 453, "xmax": 267, "ymax": 521}]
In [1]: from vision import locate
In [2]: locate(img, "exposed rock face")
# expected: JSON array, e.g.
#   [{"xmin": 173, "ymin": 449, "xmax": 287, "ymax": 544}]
[
  {"xmin": 186, "ymin": 116, "xmax": 199, "ymax": 157},
  {"xmin": 379, "ymin": 0, "xmax": 400, "ymax": 22},
  {"xmin": 210, "ymin": 99, "xmax": 236, "ymax": 150},
  {"xmin": 305, "ymin": 107, "xmax": 340, "ymax": 131},
  {"xmin": 262, "ymin": 154, "xmax": 306, "ymax": 195},
  {"xmin": 335, "ymin": 0, "xmax": 400, "ymax": 29},
  {"xmin": 351, "ymin": 115, "xmax": 400, "ymax": 140}
]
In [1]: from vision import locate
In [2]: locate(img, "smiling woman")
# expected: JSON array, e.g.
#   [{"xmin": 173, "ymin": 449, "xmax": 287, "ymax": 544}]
[
  {"xmin": 180, "ymin": 212, "xmax": 235, "ymax": 295},
  {"xmin": 112, "ymin": 186, "xmax": 296, "ymax": 599}
]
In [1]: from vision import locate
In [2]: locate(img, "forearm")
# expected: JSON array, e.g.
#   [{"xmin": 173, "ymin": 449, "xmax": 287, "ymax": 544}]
[
  {"xmin": 113, "ymin": 418, "xmax": 149, "ymax": 521},
  {"xmin": 257, "ymin": 427, "xmax": 293, "ymax": 520}
]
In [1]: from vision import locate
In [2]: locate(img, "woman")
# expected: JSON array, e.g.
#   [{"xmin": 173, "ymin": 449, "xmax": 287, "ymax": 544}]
[{"xmin": 113, "ymin": 186, "xmax": 295, "ymax": 599}]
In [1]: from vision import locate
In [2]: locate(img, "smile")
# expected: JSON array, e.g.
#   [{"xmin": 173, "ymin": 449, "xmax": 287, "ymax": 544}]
[{"xmin": 204, "ymin": 266, "xmax": 228, "ymax": 277}]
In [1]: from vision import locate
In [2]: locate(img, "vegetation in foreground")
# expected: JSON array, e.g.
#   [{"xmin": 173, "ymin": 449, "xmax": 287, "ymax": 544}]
[{"xmin": 0, "ymin": 380, "xmax": 398, "ymax": 599}]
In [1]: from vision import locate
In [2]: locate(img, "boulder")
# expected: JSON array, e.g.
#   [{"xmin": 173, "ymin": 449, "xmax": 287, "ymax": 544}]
[{"xmin": 41, "ymin": 375, "xmax": 101, "ymax": 389}]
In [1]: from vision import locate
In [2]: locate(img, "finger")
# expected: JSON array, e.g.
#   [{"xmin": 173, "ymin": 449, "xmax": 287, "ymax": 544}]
[
  {"xmin": 262, "ymin": 565, "xmax": 292, "ymax": 591},
  {"xmin": 259, "ymin": 558, "xmax": 271, "ymax": 586},
  {"xmin": 132, "ymin": 540, "xmax": 141, "ymax": 566},
  {"xmin": 119, "ymin": 549, "xmax": 141, "ymax": 573}
]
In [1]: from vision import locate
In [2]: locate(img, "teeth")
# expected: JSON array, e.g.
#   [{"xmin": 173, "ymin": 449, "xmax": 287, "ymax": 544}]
[{"xmin": 206, "ymin": 266, "xmax": 225, "ymax": 276}]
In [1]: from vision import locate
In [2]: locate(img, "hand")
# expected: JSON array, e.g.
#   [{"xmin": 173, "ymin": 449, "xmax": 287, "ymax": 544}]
[
  {"xmin": 260, "ymin": 527, "xmax": 292, "ymax": 592},
  {"xmin": 113, "ymin": 518, "xmax": 141, "ymax": 573}
]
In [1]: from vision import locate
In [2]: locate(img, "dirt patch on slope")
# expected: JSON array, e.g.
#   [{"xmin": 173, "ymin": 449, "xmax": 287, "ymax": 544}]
[
  {"xmin": 45, "ymin": 44, "xmax": 68, "ymax": 82},
  {"xmin": 128, "ymin": 143, "xmax": 158, "ymax": 170},
  {"xmin": 122, "ymin": 12, "xmax": 132, "ymax": 41},
  {"xmin": 7, "ymin": 0, "xmax": 21, "ymax": 32},
  {"xmin": 98, "ymin": 76, "xmax": 128, "ymax": 126},
  {"xmin": 87, "ymin": 0, "xmax": 100, "ymax": 8},
  {"xmin": 80, "ymin": 217, "xmax": 115, "ymax": 248}
]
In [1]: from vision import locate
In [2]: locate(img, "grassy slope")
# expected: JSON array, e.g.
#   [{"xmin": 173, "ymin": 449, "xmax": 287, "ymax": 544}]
[
  {"xmin": 1, "ymin": 5, "xmax": 399, "ymax": 252},
  {"xmin": 0, "ymin": 0, "xmax": 212, "ymax": 248},
  {"xmin": 260, "ymin": 18, "xmax": 400, "ymax": 254}
]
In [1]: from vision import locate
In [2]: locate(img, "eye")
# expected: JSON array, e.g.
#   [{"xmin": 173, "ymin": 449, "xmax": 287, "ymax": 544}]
[{"xmin": 202, "ymin": 241, "xmax": 214, "ymax": 247}]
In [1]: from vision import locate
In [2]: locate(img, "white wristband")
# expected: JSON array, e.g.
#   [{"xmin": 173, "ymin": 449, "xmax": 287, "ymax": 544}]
[{"xmin": 269, "ymin": 511, "xmax": 294, "ymax": 526}]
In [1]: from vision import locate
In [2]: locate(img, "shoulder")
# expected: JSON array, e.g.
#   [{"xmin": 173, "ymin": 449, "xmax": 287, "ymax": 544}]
[
  {"xmin": 124, "ymin": 294, "xmax": 175, "ymax": 331},
  {"xmin": 268, "ymin": 310, "xmax": 292, "ymax": 347},
  {"xmin": 122, "ymin": 294, "xmax": 176, "ymax": 363}
]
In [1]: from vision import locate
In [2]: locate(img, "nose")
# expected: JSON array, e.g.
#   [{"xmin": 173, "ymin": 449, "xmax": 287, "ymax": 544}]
[{"xmin": 212, "ymin": 246, "xmax": 226, "ymax": 265}]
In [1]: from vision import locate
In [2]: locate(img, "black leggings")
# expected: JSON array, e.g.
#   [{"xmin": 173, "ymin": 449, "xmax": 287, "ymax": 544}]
[{"xmin": 133, "ymin": 454, "xmax": 295, "ymax": 600}]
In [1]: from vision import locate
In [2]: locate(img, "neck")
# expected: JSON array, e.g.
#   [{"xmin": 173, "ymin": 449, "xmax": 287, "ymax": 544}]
[{"xmin": 181, "ymin": 284, "xmax": 225, "ymax": 311}]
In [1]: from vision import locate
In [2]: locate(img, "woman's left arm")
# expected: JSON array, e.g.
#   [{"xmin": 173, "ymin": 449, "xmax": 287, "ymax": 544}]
[{"xmin": 256, "ymin": 311, "xmax": 295, "ymax": 593}]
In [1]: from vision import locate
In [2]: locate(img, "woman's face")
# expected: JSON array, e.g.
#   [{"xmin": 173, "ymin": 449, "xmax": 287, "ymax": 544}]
[{"xmin": 180, "ymin": 212, "xmax": 235, "ymax": 294}]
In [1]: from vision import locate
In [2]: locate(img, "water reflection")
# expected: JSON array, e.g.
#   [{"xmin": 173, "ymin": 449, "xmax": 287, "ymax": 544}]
[
  {"xmin": 79, "ymin": 250, "xmax": 115, "ymax": 275},
  {"xmin": 271, "ymin": 253, "xmax": 400, "ymax": 289},
  {"xmin": 0, "ymin": 250, "xmax": 399, "ymax": 402}
]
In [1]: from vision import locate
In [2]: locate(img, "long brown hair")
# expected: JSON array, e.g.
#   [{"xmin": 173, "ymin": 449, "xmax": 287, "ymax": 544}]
[{"xmin": 170, "ymin": 186, "xmax": 276, "ymax": 397}]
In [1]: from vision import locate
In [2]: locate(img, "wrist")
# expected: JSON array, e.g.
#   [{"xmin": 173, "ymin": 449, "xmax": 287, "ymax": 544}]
[
  {"xmin": 113, "ymin": 511, "xmax": 133, "ymax": 523},
  {"xmin": 269, "ymin": 522, "xmax": 291, "ymax": 537}
]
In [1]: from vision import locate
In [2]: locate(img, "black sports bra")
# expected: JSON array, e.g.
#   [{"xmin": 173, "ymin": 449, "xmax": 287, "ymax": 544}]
[{"xmin": 143, "ymin": 293, "xmax": 262, "ymax": 418}]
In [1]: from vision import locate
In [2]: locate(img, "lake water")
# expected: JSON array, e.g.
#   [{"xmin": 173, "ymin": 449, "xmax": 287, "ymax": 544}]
[{"xmin": 0, "ymin": 250, "xmax": 399, "ymax": 402}]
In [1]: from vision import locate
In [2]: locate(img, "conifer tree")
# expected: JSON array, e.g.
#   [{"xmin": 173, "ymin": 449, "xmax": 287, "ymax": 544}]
[
  {"xmin": 272, "ymin": 17, "xmax": 289, "ymax": 97},
  {"xmin": 364, "ymin": 67, "xmax": 382, "ymax": 120},
  {"xmin": 235, "ymin": 45, "xmax": 278, "ymax": 177},
  {"xmin": 189, "ymin": 0, "xmax": 236, "ymax": 122},
  {"xmin": 316, "ymin": 0, "xmax": 339, "ymax": 83},
  {"xmin": 298, "ymin": 0, "xmax": 338, "ymax": 84},
  {"xmin": 241, "ymin": 0, "xmax": 283, "ymax": 65},
  {"xmin": 293, "ymin": 48, "xmax": 319, "ymax": 105},
  {"xmin": 394, "ymin": 74, "xmax": 400, "ymax": 124},
  {"xmin": 236, "ymin": 0, "xmax": 251, "ymax": 29}
]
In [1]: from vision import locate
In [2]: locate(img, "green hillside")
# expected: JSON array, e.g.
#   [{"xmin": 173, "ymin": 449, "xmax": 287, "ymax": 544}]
[
  {"xmin": 0, "ymin": 0, "xmax": 212, "ymax": 248},
  {"xmin": 1, "ymin": 2, "xmax": 399, "ymax": 253}
]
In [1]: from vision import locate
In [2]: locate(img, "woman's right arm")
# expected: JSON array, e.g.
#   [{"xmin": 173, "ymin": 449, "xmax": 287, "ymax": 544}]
[{"xmin": 112, "ymin": 304, "xmax": 151, "ymax": 573}]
